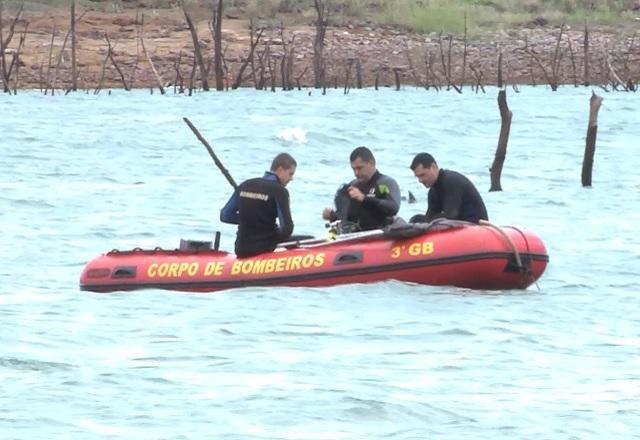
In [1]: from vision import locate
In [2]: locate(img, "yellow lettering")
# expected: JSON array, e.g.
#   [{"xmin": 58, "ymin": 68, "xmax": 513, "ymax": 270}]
[
  {"xmin": 408, "ymin": 243, "xmax": 421, "ymax": 256},
  {"xmin": 158, "ymin": 263, "xmax": 169, "ymax": 277},
  {"xmin": 313, "ymin": 253, "xmax": 325, "ymax": 267},
  {"xmin": 177, "ymin": 262, "xmax": 190, "ymax": 276},
  {"xmin": 252, "ymin": 259, "xmax": 267, "ymax": 274},
  {"xmin": 422, "ymin": 242, "xmax": 434, "ymax": 255},
  {"xmin": 391, "ymin": 246, "xmax": 401, "ymax": 259},
  {"xmin": 231, "ymin": 261, "xmax": 242, "ymax": 275},
  {"xmin": 302, "ymin": 254, "xmax": 315, "ymax": 268},
  {"xmin": 167, "ymin": 263, "xmax": 179, "ymax": 277},
  {"xmin": 290, "ymin": 255, "xmax": 302, "ymax": 270},
  {"xmin": 275, "ymin": 257, "xmax": 287, "ymax": 272},
  {"xmin": 204, "ymin": 262, "xmax": 224, "ymax": 276},
  {"xmin": 148, "ymin": 263, "xmax": 158, "ymax": 277},
  {"xmin": 265, "ymin": 259, "xmax": 276, "ymax": 273},
  {"xmin": 241, "ymin": 260, "xmax": 254, "ymax": 275},
  {"xmin": 187, "ymin": 262, "xmax": 199, "ymax": 276}
]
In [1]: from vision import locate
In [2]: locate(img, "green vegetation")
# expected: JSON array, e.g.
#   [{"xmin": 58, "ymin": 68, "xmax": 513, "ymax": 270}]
[
  {"xmin": 369, "ymin": 0, "xmax": 637, "ymax": 35},
  {"xmin": 236, "ymin": 0, "xmax": 638, "ymax": 34}
]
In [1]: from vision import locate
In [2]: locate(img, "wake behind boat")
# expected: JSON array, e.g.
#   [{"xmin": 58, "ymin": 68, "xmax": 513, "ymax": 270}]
[{"xmin": 79, "ymin": 220, "xmax": 549, "ymax": 293}]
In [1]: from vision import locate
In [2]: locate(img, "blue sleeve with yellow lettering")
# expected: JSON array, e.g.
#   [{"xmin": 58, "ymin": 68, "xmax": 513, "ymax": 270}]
[{"xmin": 220, "ymin": 190, "xmax": 240, "ymax": 224}]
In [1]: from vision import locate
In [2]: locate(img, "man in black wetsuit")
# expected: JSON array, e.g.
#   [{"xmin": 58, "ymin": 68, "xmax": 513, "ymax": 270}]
[
  {"xmin": 409, "ymin": 152, "xmax": 488, "ymax": 223},
  {"xmin": 322, "ymin": 146, "xmax": 401, "ymax": 231},
  {"xmin": 220, "ymin": 153, "xmax": 296, "ymax": 258}
]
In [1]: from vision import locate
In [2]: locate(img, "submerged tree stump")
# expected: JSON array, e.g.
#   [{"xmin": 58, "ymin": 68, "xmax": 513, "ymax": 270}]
[
  {"xmin": 582, "ymin": 92, "xmax": 603, "ymax": 187},
  {"xmin": 490, "ymin": 89, "xmax": 513, "ymax": 191}
]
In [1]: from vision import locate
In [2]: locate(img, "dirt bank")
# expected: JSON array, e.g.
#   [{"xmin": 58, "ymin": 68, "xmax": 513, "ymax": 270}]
[{"xmin": 2, "ymin": 5, "xmax": 639, "ymax": 92}]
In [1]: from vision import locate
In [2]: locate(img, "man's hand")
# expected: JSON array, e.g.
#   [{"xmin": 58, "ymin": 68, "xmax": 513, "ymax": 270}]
[
  {"xmin": 347, "ymin": 186, "xmax": 365, "ymax": 202},
  {"xmin": 322, "ymin": 207, "xmax": 333, "ymax": 220}
]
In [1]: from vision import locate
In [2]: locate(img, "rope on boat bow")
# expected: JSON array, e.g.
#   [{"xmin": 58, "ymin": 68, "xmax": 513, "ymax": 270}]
[{"xmin": 479, "ymin": 220, "xmax": 525, "ymax": 271}]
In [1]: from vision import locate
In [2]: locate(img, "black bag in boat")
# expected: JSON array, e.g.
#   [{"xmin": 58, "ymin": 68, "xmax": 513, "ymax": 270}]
[{"xmin": 382, "ymin": 217, "xmax": 471, "ymax": 239}]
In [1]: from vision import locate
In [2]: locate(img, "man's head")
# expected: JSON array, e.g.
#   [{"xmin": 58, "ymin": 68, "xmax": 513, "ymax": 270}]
[
  {"xmin": 410, "ymin": 153, "xmax": 439, "ymax": 187},
  {"xmin": 349, "ymin": 146, "xmax": 377, "ymax": 183},
  {"xmin": 271, "ymin": 152, "xmax": 297, "ymax": 186}
]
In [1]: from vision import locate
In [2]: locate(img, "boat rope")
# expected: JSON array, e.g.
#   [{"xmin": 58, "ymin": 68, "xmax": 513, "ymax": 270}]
[
  {"xmin": 479, "ymin": 220, "xmax": 525, "ymax": 271},
  {"xmin": 510, "ymin": 225, "xmax": 540, "ymax": 291}
]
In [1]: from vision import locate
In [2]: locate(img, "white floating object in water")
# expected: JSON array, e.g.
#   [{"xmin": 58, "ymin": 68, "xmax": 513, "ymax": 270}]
[{"xmin": 276, "ymin": 127, "xmax": 307, "ymax": 144}]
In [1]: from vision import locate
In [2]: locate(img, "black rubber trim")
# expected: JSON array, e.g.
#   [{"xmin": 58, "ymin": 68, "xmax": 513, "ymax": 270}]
[
  {"xmin": 81, "ymin": 252, "xmax": 549, "ymax": 292},
  {"xmin": 333, "ymin": 251, "xmax": 364, "ymax": 265}
]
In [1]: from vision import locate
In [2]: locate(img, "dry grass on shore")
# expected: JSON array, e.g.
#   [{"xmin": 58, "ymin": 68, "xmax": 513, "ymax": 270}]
[{"xmin": 4, "ymin": 0, "xmax": 639, "ymax": 36}]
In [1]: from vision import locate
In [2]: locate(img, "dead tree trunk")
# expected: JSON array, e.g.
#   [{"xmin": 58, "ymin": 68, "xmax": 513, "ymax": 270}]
[
  {"xmin": 550, "ymin": 23, "xmax": 565, "ymax": 90},
  {"xmin": 44, "ymin": 23, "xmax": 56, "ymax": 94},
  {"xmin": 460, "ymin": 12, "xmax": 467, "ymax": 90},
  {"xmin": 0, "ymin": 2, "xmax": 24, "ymax": 93},
  {"xmin": 9, "ymin": 22, "xmax": 27, "ymax": 94},
  {"xmin": 497, "ymin": 49, "xmax": 503, "ymax": 88},
  {"xmin": 582, "ymin": 92, "xmax": 603, "ymax": 187},
  {"xmin": 343, "ymin": 58, "xmax": 353, "ymax": 94},
  {"xmin": 188, "ymin": 56, "xmax": 196, "ymax": 95},
  {"xmin": 312, "ymin": 0, "xmax": 328, "ymax": 88},
  {"xmin": 94, "ymin": 51, "xmax": 110, "ymax": 94},
  {"xmin": 469, "ymin": 63, "xmax": 485, "ymax": 93},
  {"xmin": 126, "ymin": 8, "xmax": 141, "ymax": 88},
  {"xmin": 438, "ymin": 33, "xmax": 461, "ymax": 93},
  {"xmin": 567, "ymin": 35, "xmax": 578, "ymax": 87},
  {"xmin": 70, "ymin": 1, "xmax": 77, "ymax": 91},
  {"xmin": 490, "ymin": 89, "xmax": 513, "ymax": 192},
  {"xmin": 105, "ymin": 34, "xmax": 130, "ymax": 91},
  {"xmin": 285, "ymin": 35, "xmax": 296, "ymax": 91},
  {"xmin": 605, "ymin": 51, "xmax": 629, "ymax": 92},
  {"xmin": 393, "ymin": 67, "xmax": 401, "ymax": 91},
  {"xmin": 232, "ymin": 20, "xmax": 262, "ymax": 89},
  {"xmin": 583, "ymin": 21, "xmax": 590, "ymax": 87},
  {"xmin": 279, "ymin": 22, "xmax": 289, "ymax": 90},
  {"xmin": 49, "ymin": 10, "xmax": 87, "ymax": 94},
  {"xmin": 295, "ymin": 66, "xmax": 307, "ymax": 90},
  {"xmin": 212, "ymin": 0, "xmax": 224, "ymax": 91},
  {"xmin": 182, "ymin": 0, "xmax": 209, "ymax": 91},
  {"xmin": 140, "ymin": 13, "xmax": 165, "ymax": 94},
  {"xmin": 174, "ymin": 51, "xmax": 185, "ymax": 94}
]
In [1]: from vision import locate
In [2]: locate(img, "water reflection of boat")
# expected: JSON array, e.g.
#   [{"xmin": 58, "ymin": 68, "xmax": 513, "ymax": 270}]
[{"xmin": 79, "ymin": 220, "xmax": 549, "ymax": 293}]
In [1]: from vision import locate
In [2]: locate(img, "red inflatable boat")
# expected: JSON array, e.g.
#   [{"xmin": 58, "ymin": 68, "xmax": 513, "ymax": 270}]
[{"xmin": 79, "ymin": 220, "xmax": 549, "ymax": 292}]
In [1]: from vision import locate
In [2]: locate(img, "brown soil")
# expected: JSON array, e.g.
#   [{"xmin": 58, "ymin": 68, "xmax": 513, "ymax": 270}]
[{"xmin": 4, "ymin": 5, "xmax": 639, "ymax": 91}]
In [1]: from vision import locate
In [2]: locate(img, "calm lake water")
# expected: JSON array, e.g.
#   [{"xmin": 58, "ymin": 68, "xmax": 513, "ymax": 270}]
[{"xmin": 1, "ymin": 87, "xmax": 639, "ymax": 439}]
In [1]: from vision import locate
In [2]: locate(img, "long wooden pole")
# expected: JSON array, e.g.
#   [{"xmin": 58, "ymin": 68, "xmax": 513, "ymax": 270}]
[{"xmin": 183, "ymin": 117, "xmax": 237, "ymax": 190}]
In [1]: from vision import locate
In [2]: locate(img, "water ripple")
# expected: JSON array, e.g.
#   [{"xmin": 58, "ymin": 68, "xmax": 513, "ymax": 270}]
[{"xmin": 1, "ymin": 87, "xmax": 639, "ymax": 439}]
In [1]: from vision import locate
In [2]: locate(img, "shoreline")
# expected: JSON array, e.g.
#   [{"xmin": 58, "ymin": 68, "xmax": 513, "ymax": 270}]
[{"xmin": 1, "ymin": 6, "xmax": 639, "ymax": 92}]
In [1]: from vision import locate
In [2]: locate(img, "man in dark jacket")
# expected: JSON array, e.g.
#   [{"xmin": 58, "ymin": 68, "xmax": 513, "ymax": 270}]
[
  {"xmin": 322, "ymin": 146, "xmax": 401, "ymax": 231},
  {"xmin": 221, "ymin": 153, "xmax": 296, "ymax": 258},
  {"xmin": 410, "ymin": 152, "xmax": 488, "ymax": 223}
]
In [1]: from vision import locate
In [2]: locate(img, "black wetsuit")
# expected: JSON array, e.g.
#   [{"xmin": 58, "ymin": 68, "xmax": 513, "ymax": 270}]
[
  {"xmin": 418, "ymin": 169, "xmax": 488, "ymax": 223},
  {"xmin": 329, "ymin": 171, "xmax": 401, "ymax": 231},
  {"xmin": 220, "ymin": 171, "xmax": 294, "ymax": 258}
]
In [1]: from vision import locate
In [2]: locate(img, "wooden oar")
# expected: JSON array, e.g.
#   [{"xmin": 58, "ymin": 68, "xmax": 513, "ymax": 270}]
[{"xmin": 183, "ymin": 117, "xmax": 238, "ymax": 190}]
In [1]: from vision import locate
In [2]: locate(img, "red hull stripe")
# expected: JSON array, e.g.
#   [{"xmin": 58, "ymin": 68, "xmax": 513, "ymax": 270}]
[{"xmin": 80, "ymin": 251, "xmax": 549, "ymax": 292}]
